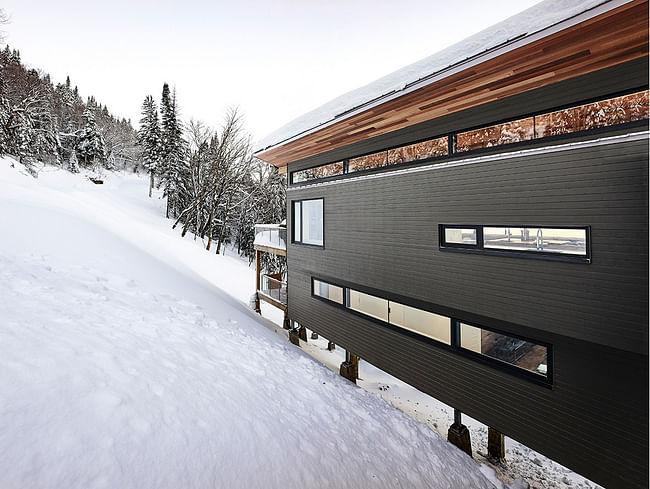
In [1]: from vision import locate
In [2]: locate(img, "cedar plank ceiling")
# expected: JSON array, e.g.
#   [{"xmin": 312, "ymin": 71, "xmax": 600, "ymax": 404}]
[{"xmin": 257, "ymin": 0, "xmax": 649, "ymax": 171}]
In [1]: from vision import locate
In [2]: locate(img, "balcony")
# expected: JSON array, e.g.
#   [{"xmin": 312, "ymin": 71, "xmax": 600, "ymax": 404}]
[
  {"xmin": 258, "ymin": 273, "xmax": 287, "ymax": 311},
  {"xmin": 253, "ymin": 224, "xmax": 286, "ymax": 256}
]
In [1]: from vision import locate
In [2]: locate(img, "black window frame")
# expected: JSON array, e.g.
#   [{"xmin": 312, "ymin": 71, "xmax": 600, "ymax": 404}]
[
  {"xmin": 310, "ymin": 275, "xmax": 552, "ymax": 387},
  {"xmin": 439, "ymin": 225, "xmax": 482, "ymax": 249},
  {"xmin": 291, "ymin": 198, "xmax": 325, "ymax": 248},
  {"xmin": 439, "ymin": 224, "xmax": 591, "ymax": 264},
  {"xmin": 455, "ymin": 318, "xmax": 554, "ymax": 385}
]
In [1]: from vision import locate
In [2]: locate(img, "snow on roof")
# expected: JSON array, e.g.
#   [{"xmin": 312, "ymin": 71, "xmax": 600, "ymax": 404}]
[{"xmin": 255, "ymin": 0, "xmax": 613, "ymax": 153}]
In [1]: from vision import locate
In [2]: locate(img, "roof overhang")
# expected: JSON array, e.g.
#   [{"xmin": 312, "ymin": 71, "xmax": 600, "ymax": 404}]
[{"xmin": 256, "ymin": 0, "xmax": 648, "ymax": 169}]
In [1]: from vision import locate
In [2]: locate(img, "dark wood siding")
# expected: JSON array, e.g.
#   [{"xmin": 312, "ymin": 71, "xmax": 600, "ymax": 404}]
[
  {"xmin": 284, "ymin": 59, "xmax": 649, "ymax": 489},
  {"xmin": 289, "ymin": 138, "xmax": 648, "ymax": 354},
  {"xmin": 286, "ymin": 136, "xmax": 649, "ymax": 489}
]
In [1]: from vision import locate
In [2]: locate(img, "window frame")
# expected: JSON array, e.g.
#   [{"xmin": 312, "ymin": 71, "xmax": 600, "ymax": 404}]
[
  {"xmin": 312, "ymin": 277, "xmax": 344, "ymax": 304},
  {"xmin": 288, "ymin": 87, "xmax": 648, "ymax": 186},
  {"xmin": 454, "ymin": 318, "xmax": 553, "ymax": 385},
  {"xmin": 439, "ymin": 225, "xmax": 482, "ymax": 249},
  {"xmin": 439, "ymin": 224, "xmax": 591, "ymax": 263},
  {"xmin": 310, "ymin": 275, "xmax": 553, "ymax": 387},
  {"xmin": 291, "ymin": 198, "xmax": 325, "ymax": 248}
]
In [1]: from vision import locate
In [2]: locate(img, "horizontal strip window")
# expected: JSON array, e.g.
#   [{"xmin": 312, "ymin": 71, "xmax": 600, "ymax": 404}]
[
  {"xmin": 292, "ymin": 198, "xmax": 324, "ymax": 247},
  {"xmin": 312, "ymin": 278, "xmax": 343, "ymax": 304},
  {"xmin": 292, "ymin": 161, "xmax": 344, "ymax": 183},
  {"xmin": 290, "ymin": 89, "xmax": 648, "ymax": 184},
  {"xmin": 312, "ymin": 277, "xmax": 549, "ymax": 383},
  {"xmin": 459, "ymin": 322, "xmax": 549, "ymax": 378},
  {"xmin": 440, "ymin": 225, "xmax": 590, "ymax": 262}
]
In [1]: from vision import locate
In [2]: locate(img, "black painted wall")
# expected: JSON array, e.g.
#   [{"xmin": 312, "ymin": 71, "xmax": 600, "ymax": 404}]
[{"xmin": 284, "ymin": 60, "xmax": 649, "ymax": 489}]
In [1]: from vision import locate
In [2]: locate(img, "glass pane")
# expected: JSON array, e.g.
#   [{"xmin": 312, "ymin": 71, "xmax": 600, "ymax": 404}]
[
  {"xmin": 457, "ymin": 117, "xmax": 534, "ymax": 152},
  {"xmin": 301, "ymin": 199, "xmax": 323, "ymax": 246},
  {"xmin": 292, "ymin": 171, "xmax": 308, "ymax": 184},
  {"xmin": 348, "ymin": 151, "xmax": 388, "ymax": 173},
  {"xmin": 292, "ymin": 161, "xmax": 344, "ymax": 183},
  {"xmin": 387, "ymin": 137, "xmax": 448, "ymax": 165},
  {"xmin": 313, "ymin": 279, "xmax": 343, "ymax": 304},
  {"xmin": 535, "ymin": 90, "xmax": 649, "ymax": 138},
  {"xmin": 483, "ymin": 227, "xmax": 586, "ymax": 255},
  {"xmin": 389, "ymin": 302, "xmax": 451, "ymax": 344},
  {"xmin": 460, "ymin": 323, "xmax": 548, "ymax": 377},
  {"xmin": 292, "ymin": 201, "xmax": 301, "ymax": 242},
  {"xmin": 444, "ymin": 227, "xmax": 477, "ymax": 245},
  {"xmin": 347, "ymin": 289, "xmax": 388, "ymax": 322}
]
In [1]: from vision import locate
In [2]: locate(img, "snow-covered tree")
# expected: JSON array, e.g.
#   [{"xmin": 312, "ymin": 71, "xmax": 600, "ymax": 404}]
[
  {"xmin": 76, "ymin": 108, "xmax": 105, "ymax": 167},
  {"xmin": 68, "ymin": 148, "xmax": 79, "ymax": 172},
  {"xmin": 137, "ymin": 95, "xmax": 161, "ymax": 197},
  {"xmin": 159, "ymin": 83, "xmax": 187, "ymax": 218}
]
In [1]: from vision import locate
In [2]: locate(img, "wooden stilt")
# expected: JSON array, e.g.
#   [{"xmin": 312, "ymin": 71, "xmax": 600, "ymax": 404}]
[
  {"xmin": 282, "ymin": 310, "xmax": 290, "ymax": 330},
  {"xmin": 447, "ymin": 409, "xmax": 472, "ymax": 457},
  {"xmin": 339, "ymin": 351, "xmax": 359, "ymax": 383},
  {"xmin": 254, "ymin": 250, "xmax": 261, "ymax": 314},
  {"xmin": 487, "ymin": 427, "xmax": 506, "ymax": 461}
]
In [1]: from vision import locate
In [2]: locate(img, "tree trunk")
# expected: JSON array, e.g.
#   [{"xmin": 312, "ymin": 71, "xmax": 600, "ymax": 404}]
[
  {"xmin": 205, "ymin": 199, "xmax": 217, "ymax": 251},
  {"xmin": 149, "ymin": 171, "xmax": 153, "ymax": 198},
  {"xmin": 216, "ymin": 194, "xmax": 232, "ymax": 255}
]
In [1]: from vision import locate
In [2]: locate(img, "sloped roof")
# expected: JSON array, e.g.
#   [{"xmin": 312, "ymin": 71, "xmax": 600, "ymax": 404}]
[{"xmin": 255, "ymin": 0, "xmax": 618, "ymax": 154}]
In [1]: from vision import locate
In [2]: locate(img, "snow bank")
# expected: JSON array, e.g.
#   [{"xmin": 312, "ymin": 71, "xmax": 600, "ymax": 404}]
[
  {"xmin": 0, "ymin": 157, "xmax": 497, "ymax": 488},
  {"xmin": 255, "ymin": 0, "xmax": 607, "ymax": 152}
]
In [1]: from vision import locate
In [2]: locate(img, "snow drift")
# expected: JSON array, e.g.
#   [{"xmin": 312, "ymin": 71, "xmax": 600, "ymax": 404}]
[{"xmin": 0, "ymin": 157, "xmax": 498, "ymax": 488}]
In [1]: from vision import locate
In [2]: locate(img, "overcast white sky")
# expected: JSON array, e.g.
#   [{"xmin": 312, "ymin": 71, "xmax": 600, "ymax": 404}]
[{"xmin": 1, "ymin": 1, "xmax": 540, "ymax": 142}]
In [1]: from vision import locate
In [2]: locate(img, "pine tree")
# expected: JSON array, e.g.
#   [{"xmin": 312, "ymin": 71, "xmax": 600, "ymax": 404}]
[
  {"xmin": 68, "ymin": 148, "xmax": 79, "ymax": 172},
  {"xmin": 76, "ymin": 107, "xmax": 106, "ymax": 167},
  {"xmin": 137, "ymin": 95, "xmax": 161, "ymax": 197},
  {"xmin": 159, "ymin": 83, "xmax": 186, "ymax": 218}
]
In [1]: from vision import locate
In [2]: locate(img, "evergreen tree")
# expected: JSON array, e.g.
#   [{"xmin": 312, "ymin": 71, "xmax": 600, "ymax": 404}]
[
  {"xmin": 159, "ymin": 83, "xmax": 186, "ymax": 218},
  {"xmin": 137, "ymin": 95, "xmax": 161, "ymax": 197},
  {"xmin": 68, "ymin": 148, "xmax": 79, "ymax": 172},
  {"xmin": 76, "ymin": 107, "xmax": 106, "ymax": 167}
]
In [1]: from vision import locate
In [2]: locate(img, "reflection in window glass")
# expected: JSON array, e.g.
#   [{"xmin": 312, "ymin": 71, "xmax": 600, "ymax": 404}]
[
  {"xmin": 347, "ymin": 289, "xmax": 388, "ymax": 322},
  {"xmin": 301, "ymin": 199, "xmax": 324, "ymax": 246},
  {"xmin": 460, "ymin": 323, "xmax": 548, "ymax": 377},
  {"xmin": 292, "ymin": 161, "xmax": 344, "ymax": 183},
  {"xmin": 388, "ymin": 137, "xmax": 448, "ymax": 165},
  {"xmin": 457, "ymin": 117, "xmax": 534, "ymax": 152},
  {"xmin": 348, "ymin": 151, "xmax": 389, "ymax": 173},
  {"xmin": 292, "ymin": 201, "xmax": 301, "ymax": 242},
  {"xmin": 483, "ymin": 227, "xmax": 586, "ymax": 256},
  {"xmin": 389, "ymin": 302, "xmax": 451, "ymax": 344},
  {"xmin": 444, "ymin": 227, "xmax": 477, "ymax": 245},
  {"xmin": 535, "ymin": 90, "xmax": 649, "ymax": 138},
  {"xmin": 313, "ymin": 279, "xmax": 343, "ymax": 304}
]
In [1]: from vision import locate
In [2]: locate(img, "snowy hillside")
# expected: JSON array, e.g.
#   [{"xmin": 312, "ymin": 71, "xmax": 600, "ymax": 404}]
[{"xmin": 0, "ymin": 157, "xmax": 504, "ymax": 488}]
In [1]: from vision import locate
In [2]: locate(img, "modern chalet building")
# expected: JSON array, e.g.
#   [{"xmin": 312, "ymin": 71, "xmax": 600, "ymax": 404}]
[{"xmin": 254, "ymin": 1, "xmax": 649, "ymax": 487}]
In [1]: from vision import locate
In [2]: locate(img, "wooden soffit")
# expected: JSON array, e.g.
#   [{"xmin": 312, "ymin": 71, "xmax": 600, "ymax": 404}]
[{"xmin": 257, "ymin": 0, "xmax": 649, "ymax": 168}]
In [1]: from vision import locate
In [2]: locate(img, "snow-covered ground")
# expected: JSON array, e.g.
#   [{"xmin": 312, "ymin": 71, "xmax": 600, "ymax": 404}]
[
  {"xmin": 1, "ymin": 156, "xmax": 508, "ymax": 489},
  {"xmin": 299, "ymin": 335, "xmax": 602, "ymax": 489}
]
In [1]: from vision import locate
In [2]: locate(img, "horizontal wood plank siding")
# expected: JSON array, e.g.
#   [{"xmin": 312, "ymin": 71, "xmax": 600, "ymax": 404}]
[
  {"xmin": 282, "ymin": 55, "xmax": 649, "ymax": 489},
  {"xmin": 286, "ymin": 136, "xmax": 648, "ymax": 489},
  {"xmin": 287, "ymin": 276, "xmax": 648, "ymax": 489}
]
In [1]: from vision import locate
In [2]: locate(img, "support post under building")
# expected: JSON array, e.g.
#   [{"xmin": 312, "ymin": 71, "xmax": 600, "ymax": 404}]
[
  {"xmin": 447, "ymin": 409, "xmax": 472, "ymax": 457},
  {"xmin": 339, "ymin": 351, "xmax": 359, "ymax": 383},
  {"xmin": 487, "ymin": 427, "xmax": 506, "ymax": 461},
  {"xmin": 254, "ymin": 250, "xmax": 261, "ymax": 313}
]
